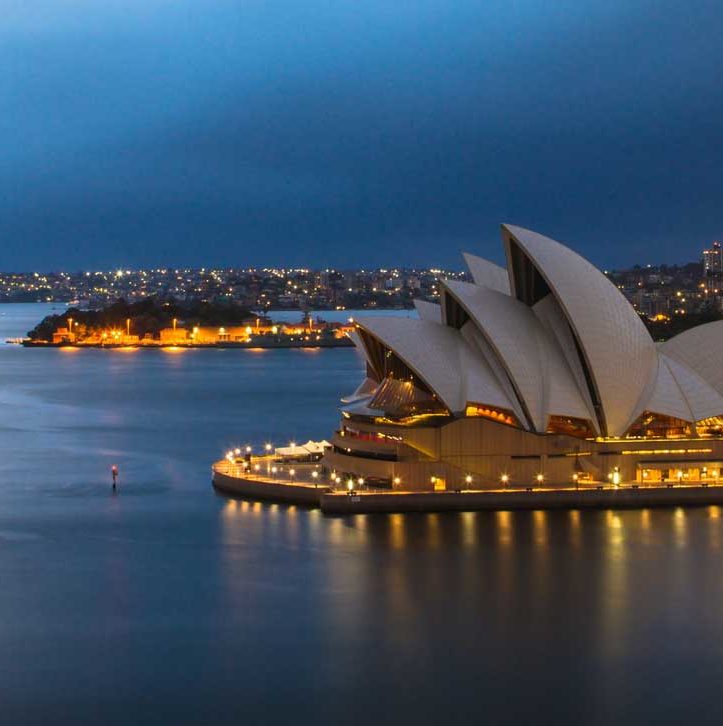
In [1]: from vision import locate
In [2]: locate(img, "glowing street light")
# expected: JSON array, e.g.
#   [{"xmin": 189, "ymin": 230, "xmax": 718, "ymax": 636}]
[
  {"xmin": 536, "ymin": 473, "xmax": 544, "ymax": 485},
  {"xmin": 289, "ymin": 468, "xmax": 296, "ymax": 481},
  {"xmin": 393, "ymin": 476, "xmax": 401, "ymax": 486},
  {"xmin": 358, "ymin": 477, "xmax": 365, "ymax": 487},
  {"xmin": 346, "ymin": 478, "xmax": 354, "ymax": 492},
  {"xmin": 500, "ymin": 474, "xmax": 509, "ymax": 487},
  {"xmin": 465, "ymin": 474, "xmax": 473, "ymax": 487}
]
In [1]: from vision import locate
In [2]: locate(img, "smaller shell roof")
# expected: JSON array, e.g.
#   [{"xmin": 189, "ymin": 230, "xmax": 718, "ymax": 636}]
[
  {"xmin": 661, "ymin": 321, "xmax": 723, "ymax": 395},
  {"xmin": 663, "ymin": 356, "xmax": 723, "ymax": 421},
  {"xmin": 642, "ymin": 357, "xmax": 694, "ymax": 422},
  {"xmin": 413, "ymin": 299, "xmax": 442, "ymax": 323},
  {"xmin": 443, "ymin": 279, "xmax": 593, "ymax": 430},
  {"xmin": 357, "ymin": 316, "xmax": 513, "ymax": 414},
  {"xmin": 462, "ymin": 253, "xmax": 510, "ymax": 294}
]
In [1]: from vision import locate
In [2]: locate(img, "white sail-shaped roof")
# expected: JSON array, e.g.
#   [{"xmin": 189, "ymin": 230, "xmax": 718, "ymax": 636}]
[
  {"xmin": 345, "ymin": 224, "xmax": 723, "ymax": 441},
  {"xmin": 442, "ymin": 279, "xmax": 593, "ymax": 431},
  {"xmin": 502, "ymin": 224, "xmax": 657, "ymax": 436},
  {"xmin": 413, "ymin": 299, "xmax": 442, "ymax": 322},
  {"xmin": 661, "ymin": 321, "xmax": 723, "ymax": 395},
  {"xmin": 641, "ymin": 357, "xmax": 694, "ymax": 422},
  {"xmin": 663, "ymin": 356, "xmax": 723, "ymax": 421},
  {"xmin": 357, "ymin": 317, "xmax": 513, "ymax": 414},
  {"xmin": 532, "ymin": 293, "xmax": 598, "ymax": 427},
  {"xmin": 462, "ymin": 253, "xmax": 510, "ymax": 294},
  {"xmin": 458, "ymin": 320, "xmax": 528, "ymax": 425}
]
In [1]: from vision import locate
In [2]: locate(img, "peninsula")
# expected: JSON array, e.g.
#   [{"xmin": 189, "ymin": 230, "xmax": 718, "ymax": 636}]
[{"xmin": 21, "ymin": 299, "xmax": 354, "ymax": 349}]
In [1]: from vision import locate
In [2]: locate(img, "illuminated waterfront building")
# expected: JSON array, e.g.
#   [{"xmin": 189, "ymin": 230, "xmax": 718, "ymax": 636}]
[{"xmin": 323, "ymin": 225, "xmax": 723, "ymax": 490}]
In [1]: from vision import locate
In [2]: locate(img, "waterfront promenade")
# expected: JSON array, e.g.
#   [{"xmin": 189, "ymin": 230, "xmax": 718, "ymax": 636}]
[{"xmin": 212, "ymin": 457, "xmax": 723, "ymax": 514}]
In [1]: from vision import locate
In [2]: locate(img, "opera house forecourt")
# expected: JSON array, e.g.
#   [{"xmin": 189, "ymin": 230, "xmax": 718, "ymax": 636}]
[{"xmin": 213, "ymin": 224, "xmax": 723, "ymax": 513}]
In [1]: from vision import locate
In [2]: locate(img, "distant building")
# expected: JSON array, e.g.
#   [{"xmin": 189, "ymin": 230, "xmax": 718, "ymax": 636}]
[{"xmin": 703, "ymin": 241, "xmax": 723, "ymax": 277}]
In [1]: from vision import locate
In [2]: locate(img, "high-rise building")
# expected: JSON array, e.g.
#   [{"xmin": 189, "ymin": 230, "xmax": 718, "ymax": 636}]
[{"xmin": 703, "ymin": 241, "xmax": 722, "ymax": 277}]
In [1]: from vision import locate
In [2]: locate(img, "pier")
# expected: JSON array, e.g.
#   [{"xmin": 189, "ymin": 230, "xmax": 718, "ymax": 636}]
[{"xmin": 211, "ymin": 458, "xmax": 723, "ymax": 514}]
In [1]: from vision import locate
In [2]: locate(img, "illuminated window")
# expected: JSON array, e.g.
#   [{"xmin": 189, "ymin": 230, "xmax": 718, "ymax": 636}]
[
  {"xmin": 625, "ymin": 411, "xmax": 693, "ymax": 439},
  {"xmin": 369, "ymin": 376, "xmax": 448, "ymax": 418},
  {"xmin": 696, "ymin": 416, "xmax": 723, "ymax": 438},
  {"xmin": 465, "ymin": 403, "xmax": 519, "ymax": 427},
  {"xmin": 546, "ymin": 415, "xmax": 595, "ymax": 439}
]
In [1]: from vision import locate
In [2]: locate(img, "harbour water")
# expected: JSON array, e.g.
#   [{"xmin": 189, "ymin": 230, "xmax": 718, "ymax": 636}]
[{"xmin": 2, "ymin": 304, "xmax": 723, "ymax": 724}]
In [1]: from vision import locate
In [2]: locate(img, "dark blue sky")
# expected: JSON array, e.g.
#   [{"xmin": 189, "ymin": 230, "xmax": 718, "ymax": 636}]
[{"xmin": 3, "ymin": 1, "xmax": 723, "ymax": 271}]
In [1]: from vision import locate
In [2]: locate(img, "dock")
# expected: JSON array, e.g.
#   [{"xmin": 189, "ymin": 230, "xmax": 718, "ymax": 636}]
[{"xmin": 211, "ymin": 459, "xmax": 723, "ymax": 514}]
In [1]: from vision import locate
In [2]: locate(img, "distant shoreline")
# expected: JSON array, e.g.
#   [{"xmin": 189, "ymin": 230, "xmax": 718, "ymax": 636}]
[{"xmin": 18, "ymin": 338, "xmax": 355, "ymax": 350}]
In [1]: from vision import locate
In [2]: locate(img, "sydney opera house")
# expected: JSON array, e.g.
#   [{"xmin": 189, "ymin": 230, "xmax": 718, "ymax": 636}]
[{"xmin": 323, "ymin": 225, "xmax": 723, "ymax": 491}]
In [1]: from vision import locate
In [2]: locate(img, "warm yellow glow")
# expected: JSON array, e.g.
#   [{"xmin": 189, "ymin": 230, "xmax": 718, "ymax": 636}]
[{"xmin": 465, "ymin": 403, "xmax": 518, "ymax": 426}]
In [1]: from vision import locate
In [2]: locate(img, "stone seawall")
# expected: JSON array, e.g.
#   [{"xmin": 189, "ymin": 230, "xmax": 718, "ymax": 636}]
[
  {"xmin": 320, "ymin": 486, "xmax": 723, "ymax": 514},
  {"xmin": 212, "ymin": 470, "xmax": 325, "ymax": 506},
  {"xmin": 212, "ymin": 463, "xmax": 723, "ymax": 514}
]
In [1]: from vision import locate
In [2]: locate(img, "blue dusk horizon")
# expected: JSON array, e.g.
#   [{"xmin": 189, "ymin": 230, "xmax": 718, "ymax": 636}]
[{"xmin": 3, "ymin": 1, "xmax": 723, "ymax": 271}]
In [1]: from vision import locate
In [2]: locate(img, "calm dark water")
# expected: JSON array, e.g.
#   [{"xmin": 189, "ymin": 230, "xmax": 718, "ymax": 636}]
[{"xmin": 2, "ymin": 304, "xmax": 723, "ymax": 725}]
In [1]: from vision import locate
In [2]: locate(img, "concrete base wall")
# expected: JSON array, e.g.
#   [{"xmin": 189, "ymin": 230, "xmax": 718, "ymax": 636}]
[
  {"xmin": 320, "ymin": 485, "xmax": 723, "ymax": 514},
  {"xmin": 212, "ymin": 471, "xmax": 325, "ymax": 506}
]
